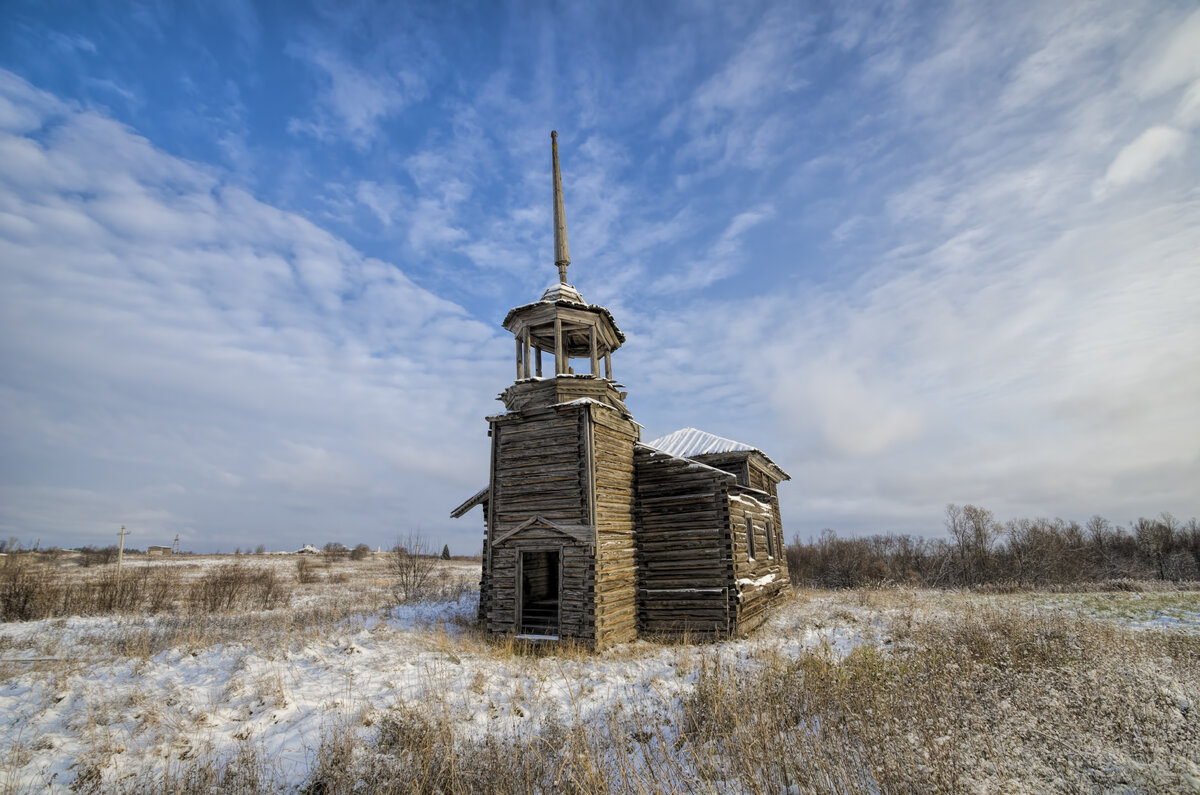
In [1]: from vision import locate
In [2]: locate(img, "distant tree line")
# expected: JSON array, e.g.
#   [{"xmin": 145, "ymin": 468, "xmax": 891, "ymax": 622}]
[{"xmin": 786, "ymin": 504, "xmax": 1200, "ymax": 589}]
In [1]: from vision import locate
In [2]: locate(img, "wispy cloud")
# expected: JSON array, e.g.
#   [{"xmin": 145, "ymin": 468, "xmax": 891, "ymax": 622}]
[
  {"xmin": 649, "ymin": 204, "xmax": 775, "ymax": 292},
  {"xmin": 286, "ymin": 43, "xmax": 425, "ymax": 148},
  {"xmin": 623, "ymin": 0, "xmax": 1200, "ymax": 532},
  {"xmin": 2, "ymin": 0, "xmax": 1197, "ymax": 549},
  {"xmin": 1100, "ymin": 126, "xmax": 1188, "ymax": 192}
]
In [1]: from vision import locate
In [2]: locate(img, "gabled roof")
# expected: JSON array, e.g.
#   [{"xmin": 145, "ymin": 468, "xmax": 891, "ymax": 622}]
[
  {"xmin": 646, "ymin": 427, "xmax": 790, "ymax": 481},
  {"xmin": 647, "ymin": 427, "xmax": 756, "ymax": 457}
]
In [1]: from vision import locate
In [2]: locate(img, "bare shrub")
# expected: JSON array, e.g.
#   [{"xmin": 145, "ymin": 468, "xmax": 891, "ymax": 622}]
[
  {"xmin": 389, "ymin": 534, "xmax": 437, "ymax": 604},
  {"xmin": 1, "ymin": 560, "xmax": 187, "ymax": 620},
  {"xmin": 192, "ymin": 565, "xmax": 249, "ymax": 612},
  {"xmin": 78, "ymin": 545, "xmax": 119, "ymax": 567},
  {"xmin": 191, "ymin": 565, "xmax": 288, "ymax": 613},
  {"xmin": 92, "ymin": 568, "xmax": 149, "ymax": 613},
  {"xmin": 145, "ymin": 568, "xmax": 176, "ymax": 613},
  {"xmin": 253, "ymin": 567, "xmax": 287, "ymax": 608},
  {"xmin": 350, "ymin": 543, "xmax": 372, "ymax": 561},
  {"xmin": 0, "ymin": 558, "xmax": 58, "ymax": 621},
  {"xmin": 296, "ymin": 558, "xmax": 320, "ymax": 584}
]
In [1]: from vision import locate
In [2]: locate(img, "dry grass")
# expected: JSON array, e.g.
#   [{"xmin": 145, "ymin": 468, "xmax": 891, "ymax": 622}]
[
  {"xmin": 2, "ymin": 565, "xmax": 1197, "ymax": 794},
  {"xmin": 0, "ymin": 556, "xmax": 289, "ymax": 621},
  {"xmin": 132, "ymin": 603, "xmax": 1198, "ymax": 795}
]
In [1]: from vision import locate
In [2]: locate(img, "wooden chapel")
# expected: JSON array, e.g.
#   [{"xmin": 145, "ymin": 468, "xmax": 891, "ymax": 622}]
[{"xmin": 452, "ymin": 132, "xmax": 791, "ymax": 648}]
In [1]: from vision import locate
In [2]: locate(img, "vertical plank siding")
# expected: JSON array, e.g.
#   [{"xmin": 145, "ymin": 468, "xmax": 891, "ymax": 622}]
[{"xmin": 590, "ymin": 406, "xmax": 639, "ymax": 647}]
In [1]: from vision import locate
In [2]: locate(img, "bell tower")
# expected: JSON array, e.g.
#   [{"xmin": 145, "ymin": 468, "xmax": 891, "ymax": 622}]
[
  {"xmin": 498, "ymin": 131, "xmax": 629, "ymax": 414},
  {"xmin": 478, "ymin": 131, "xmax": 640, "ymax": 649}
]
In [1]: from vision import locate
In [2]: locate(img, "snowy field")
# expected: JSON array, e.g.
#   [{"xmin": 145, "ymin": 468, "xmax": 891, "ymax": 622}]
[{"xmin": 1, "ymin": 556, "xmax": 1198, "ymax": 793}]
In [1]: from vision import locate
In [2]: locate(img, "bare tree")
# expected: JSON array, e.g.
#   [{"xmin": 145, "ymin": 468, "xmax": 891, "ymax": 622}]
[
  {"xmin": 389, "ymin": 533, "xmax": 436, "ymax": 603},
  {"xmin": 942, "ymin": 504, "xmax": 1001, "ymax": 585},
  {"xmin": 322, "ymin": 542, "xmax": 348, "ymax": 564},
  {"xmin": 1135, "ymin": 516, "xmax": 1173, "ymax": 580}
]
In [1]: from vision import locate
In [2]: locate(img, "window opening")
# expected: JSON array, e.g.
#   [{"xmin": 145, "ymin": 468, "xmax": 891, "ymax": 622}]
[
  {"xmin": 766, "ymin": 520, "xmax": 775, "ymax": 558},
  {"xmin": 745, "ymin": 516, "xmax": 756, "ymax": 561}
]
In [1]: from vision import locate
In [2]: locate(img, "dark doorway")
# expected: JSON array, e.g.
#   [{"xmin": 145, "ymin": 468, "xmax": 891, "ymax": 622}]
[{"xmin": 520, "ymin": 549, "xmax": 560, "ymax": 636}]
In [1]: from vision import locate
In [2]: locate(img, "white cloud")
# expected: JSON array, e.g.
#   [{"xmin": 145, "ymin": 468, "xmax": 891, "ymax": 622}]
[
  {"xmin": 1101, "ymin": 126, "xmax": 1188, "ymax": 190},
  {"xmin": 0, "ymin": 71, "xmax": 501, "ymax": 550}
]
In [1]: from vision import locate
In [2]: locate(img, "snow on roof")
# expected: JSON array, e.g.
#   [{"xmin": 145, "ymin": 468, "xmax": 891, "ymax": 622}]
[
  {"xmin": 539, "ymin": 282, "xmax": 585, "ymax": 303},
  {"xmin": 647, "ymin": 427, "xmax": 757, "ymax": 458}
]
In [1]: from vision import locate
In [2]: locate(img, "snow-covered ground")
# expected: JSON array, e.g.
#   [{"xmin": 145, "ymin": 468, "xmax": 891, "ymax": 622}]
[{"xmin": 0, "ymin": 567, "xmax": 1197, "ymax": 792}]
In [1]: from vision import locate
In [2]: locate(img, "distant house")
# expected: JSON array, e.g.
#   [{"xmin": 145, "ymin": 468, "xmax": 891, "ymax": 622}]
[
  {"xmin": 451, "ymin": 133, "xmax": 791, "ymax": 649},
  {"xmin": 147, "ymin": 545, "xmax": 173, "ymax": 557},
  {"xmin": 296, "ymin": 544, "xmax": 319, "ymax": 555}
]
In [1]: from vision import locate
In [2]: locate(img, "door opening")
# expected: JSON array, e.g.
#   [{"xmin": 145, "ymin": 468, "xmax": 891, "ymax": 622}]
[{"xmin": 520, "ymin": 549, "xmax": 560, "ymax": 636}]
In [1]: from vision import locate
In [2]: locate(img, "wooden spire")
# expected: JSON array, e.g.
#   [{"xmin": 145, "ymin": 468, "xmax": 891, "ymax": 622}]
[{"xmin": 552, "ymin": 131, "xmax": 571, "ymax": 283}]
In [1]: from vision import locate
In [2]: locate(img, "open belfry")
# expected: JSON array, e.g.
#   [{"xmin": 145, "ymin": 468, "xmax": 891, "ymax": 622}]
[{"xmin": 452, "ymin": 132, "xmax": 791, "ymax": 648}]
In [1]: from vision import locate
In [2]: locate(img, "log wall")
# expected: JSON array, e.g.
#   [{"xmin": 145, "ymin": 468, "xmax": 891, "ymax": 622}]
[
  {"xmin": 478, "ymin": 391, "xmax": 791, "ymax": 646},
  {"xmin": 633, "ymin": 446, "xmax": 735, "ymax": 636},
  {"xmin": 728, "ymin": 487, "xmax": 790, "ymax": 634},
  {"xmin": 491, "ymin": 407, "xmax": 589, "ymax": 534},
  {"xmin": 746, "ymin": 458, "xmax": 789, "ymax": 587}
]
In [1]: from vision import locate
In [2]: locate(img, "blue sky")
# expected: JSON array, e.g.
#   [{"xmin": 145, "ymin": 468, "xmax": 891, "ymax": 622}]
[{"xmin": 1, "ymin": 0, "xmax": 1198, "ymax": 553}]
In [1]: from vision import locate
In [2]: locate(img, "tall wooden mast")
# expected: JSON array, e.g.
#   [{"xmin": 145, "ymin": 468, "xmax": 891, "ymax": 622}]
[{"xmin": 552, "ymin": 130, "xmax": 571, "ymax": 284}]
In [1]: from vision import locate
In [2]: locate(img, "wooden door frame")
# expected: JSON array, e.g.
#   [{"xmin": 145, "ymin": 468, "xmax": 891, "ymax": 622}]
[{"xmin": 515, "ymin": 544, "xmax": 565, "ymax": 636}]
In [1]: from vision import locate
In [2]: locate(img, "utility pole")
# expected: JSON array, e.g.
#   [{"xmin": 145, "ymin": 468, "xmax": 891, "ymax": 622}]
[
  {"xmin": 172, "ymin": 534, "xmax": 180, "ymax": 555},
  {"xmin": 116, "ymin": 525, "xmax": 127, "ymax": 591}
]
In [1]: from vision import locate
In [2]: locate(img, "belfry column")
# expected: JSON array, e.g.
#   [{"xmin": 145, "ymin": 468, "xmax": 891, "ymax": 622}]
[{"xmin": 554, "ymin": 316, "xmax": 564, "ymax": 375}]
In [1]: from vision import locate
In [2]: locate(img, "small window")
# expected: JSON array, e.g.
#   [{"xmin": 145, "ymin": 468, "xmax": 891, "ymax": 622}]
[
  {"xmin": 745, "ymin": 516, "xmax": 756, "ymax": 560},
  {"xmin": 766, "ymin": 520, "xmax": 775, "ymax": 558}
]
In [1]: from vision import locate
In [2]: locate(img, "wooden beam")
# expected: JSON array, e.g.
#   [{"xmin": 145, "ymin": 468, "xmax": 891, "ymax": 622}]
[
  {"xmin": 523, "ymin": 329, "xmax": 532, "ymax": 379},
  {"xmin": 515, "ymin": 337, "xmax": 523, "ymax": 380},
  {"xmin": 535, "ymin": 347, "xmax": 543, "ymax": 377},
  {"xmin": 589, "ymin": 324, "xmax": 599, "ymax": 376},
  {"xmin": 604, "ymin": 351, "xmax": 611, "ymax": 380},
  {"xmin": 554, "ymin": 316, "xmax": 564, "ymax": 375}
]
